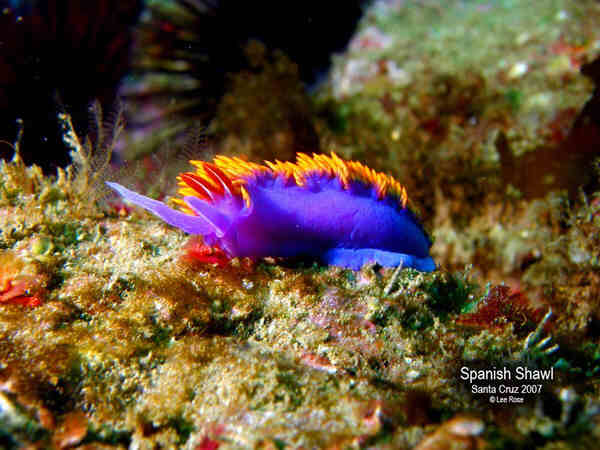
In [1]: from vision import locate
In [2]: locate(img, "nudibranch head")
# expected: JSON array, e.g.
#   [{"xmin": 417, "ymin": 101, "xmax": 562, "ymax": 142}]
[{"xmin": 107, "ymin": 152, "xmax": 435, "ymax": 271}]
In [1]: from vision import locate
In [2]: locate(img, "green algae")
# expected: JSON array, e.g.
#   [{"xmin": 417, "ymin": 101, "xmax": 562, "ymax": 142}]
[{"xmin": 423, "ymin": 271, "xmax": 478, "ymax": 319}]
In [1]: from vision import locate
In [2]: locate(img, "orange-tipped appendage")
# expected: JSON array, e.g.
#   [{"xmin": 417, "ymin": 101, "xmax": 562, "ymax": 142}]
[{"xmin": 174, "ymin": 152, "xmax": 409, "ymax": 216}]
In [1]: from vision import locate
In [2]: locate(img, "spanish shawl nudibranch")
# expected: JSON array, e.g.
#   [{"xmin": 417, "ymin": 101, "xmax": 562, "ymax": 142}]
[{"xmin": 107, "ymin": 153, "xmax": 435, "ymax": 271}]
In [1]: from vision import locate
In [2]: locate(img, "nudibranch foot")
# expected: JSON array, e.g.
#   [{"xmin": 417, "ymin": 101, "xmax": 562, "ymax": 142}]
[{"xmin": 322, "ymin": 248, "xmax": 436, "ymax": 272}]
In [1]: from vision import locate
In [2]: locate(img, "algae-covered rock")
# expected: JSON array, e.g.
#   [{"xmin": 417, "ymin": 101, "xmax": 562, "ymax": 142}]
[{"xmin": 1, "ymin": 0, "xmax": 600, "ymax": 448}]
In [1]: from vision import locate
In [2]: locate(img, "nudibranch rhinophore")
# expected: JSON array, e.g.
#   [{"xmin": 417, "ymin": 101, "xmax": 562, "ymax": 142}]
[{"xmin": 107, "ymin": 153, "xmax": 435, "ymax": 271}]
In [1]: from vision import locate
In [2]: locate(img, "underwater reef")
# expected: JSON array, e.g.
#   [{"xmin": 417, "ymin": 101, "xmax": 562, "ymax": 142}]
[{"xmin": 1, "ymin": 0, "xmax": 600, "ymax": 448}]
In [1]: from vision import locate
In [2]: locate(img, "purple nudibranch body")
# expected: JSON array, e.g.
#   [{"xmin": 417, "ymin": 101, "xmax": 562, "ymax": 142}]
[{"xmin": 107, "ymin": 153, "xmax": 435, "ymax": 271}]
